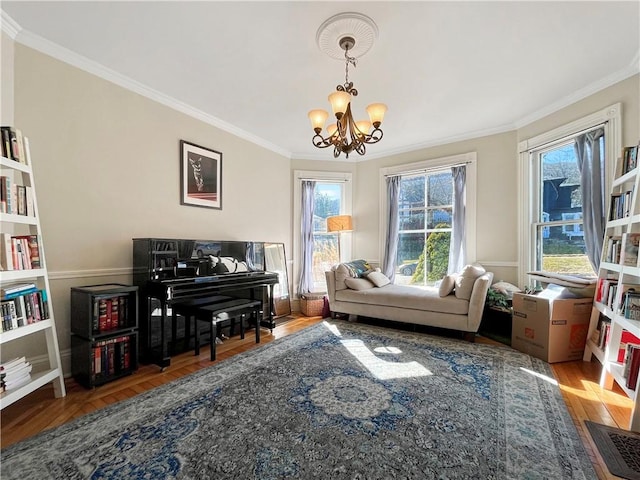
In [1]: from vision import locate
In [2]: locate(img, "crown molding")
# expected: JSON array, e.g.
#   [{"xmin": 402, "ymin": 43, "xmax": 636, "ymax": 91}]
[{"xmin": 0, "ymin": 10, "xmax": 20, "ymax": 39}]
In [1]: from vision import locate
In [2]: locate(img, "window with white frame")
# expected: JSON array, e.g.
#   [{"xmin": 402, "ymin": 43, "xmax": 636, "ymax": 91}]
[
  {"xmin": 518, "ymin": 103, "xmax": 621, "ymax": 285},
  {"xmin": 380, "ymin": 152, "xmax": 477, "ymax": 286},
  {"xmin": 294, "ymin": 171, "xmax": 352, "ymax": 294}
]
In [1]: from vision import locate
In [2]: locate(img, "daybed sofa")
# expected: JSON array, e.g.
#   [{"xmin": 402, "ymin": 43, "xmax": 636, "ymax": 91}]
[{"xmin": 325, "ymin": 261, "xmax": 493, "ymax": 340}]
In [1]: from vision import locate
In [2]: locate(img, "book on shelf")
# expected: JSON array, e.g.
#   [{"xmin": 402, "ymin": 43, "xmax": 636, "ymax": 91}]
[
  {"xmin": 624, "ymin": 291, "xmax": 640, "ymax": 321},
  {"xmin": 621, "ymin": 233, "xmax": 640, "ymax": 268},
  {"xmin": 617, "ymin": 330, "xmax": 640, "ymax": 362},
  {"xmin": 94, "ymin": 295, "xmax": 129, "ymax": 333},
  {"xmin": 92, "ymin": 335, "xmax": 132, "ymax": 379},
  {"xmin": 1, "ymin": 282, "xmax": 37, "ymax": 297},
  {"xmin": 0, "ymin": 356, "xmax": 26, "ymax": 372},
  {"xmin": 625, "ymin": 346, "xmax": 640, "ymax": 391},
  {"xmin": 0, "ymin": 127, "xmax": 11, "ymax": 159},
  {"xmin": 622, "ymin": 145, "xmax": 639, "ymax": 175},
  {"xmin": 603, "ymin": 235, "xmax": 623, "ymax": 264}
]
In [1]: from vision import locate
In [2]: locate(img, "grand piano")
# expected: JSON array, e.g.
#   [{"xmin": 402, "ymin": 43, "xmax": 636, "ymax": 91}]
[{"xmin": 133, "ymin": 238, "xmax": 280, "ymax": 368}]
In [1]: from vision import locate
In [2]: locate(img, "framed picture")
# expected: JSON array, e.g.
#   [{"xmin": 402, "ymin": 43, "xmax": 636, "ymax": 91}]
[{"xmin": 180, "ymin": 140, "xmax": 222, "ymax": 209}]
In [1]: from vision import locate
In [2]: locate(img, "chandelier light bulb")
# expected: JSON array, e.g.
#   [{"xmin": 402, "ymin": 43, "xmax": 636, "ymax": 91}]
[
  {"xmin": 308, "ymin": 109, "xmax": 329, "ymax": 134},
  {"xmin": 355, "ymin": 120, "xmax": 371, "ymax": 137},
  {"xmin": 328, "ymin": 91, "xmax": 351, "ymax": 119},
  {"xmin": 366, "ymin": 103, "xmax": 387, "ymax": 128}
]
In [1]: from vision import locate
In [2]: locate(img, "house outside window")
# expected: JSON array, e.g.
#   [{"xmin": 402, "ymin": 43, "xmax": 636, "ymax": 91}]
[{"xmin": 518, "ymin": 103, "xmax": 621, "ymax": 287}]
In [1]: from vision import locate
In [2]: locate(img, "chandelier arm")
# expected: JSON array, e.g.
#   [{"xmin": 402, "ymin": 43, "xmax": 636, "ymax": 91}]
[
  {"xmin": 312, "ymin": 134, "xmax": 334, "ymax": 149},
  {"xmin": 365, "ymin": 127, "xmax": 384, "ymax": 144}
]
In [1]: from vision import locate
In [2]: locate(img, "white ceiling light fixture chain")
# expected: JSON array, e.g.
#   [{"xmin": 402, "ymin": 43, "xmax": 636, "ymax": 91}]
[{"xmin": 308, "ymin": 13, "xmax": 387, "ymax": 159}]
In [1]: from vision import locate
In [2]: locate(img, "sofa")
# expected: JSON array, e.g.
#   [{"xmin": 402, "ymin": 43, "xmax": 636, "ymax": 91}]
[{"xmin": 325, "ymin": 261, "xmax": 494, "ymax": 340}]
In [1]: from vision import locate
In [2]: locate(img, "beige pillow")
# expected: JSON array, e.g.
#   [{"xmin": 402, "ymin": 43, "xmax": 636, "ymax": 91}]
[
  {"xmin": 438, "ymin": 274, "xmax": 458, "ymax": 297},
  {"xmin": 345, "ymin": 277, "xmax": 375, "ymax": 290},
  {"xmin": 333, "ymin": 263, "xmax": 351, "ymax": 291},
  {"xmin": 455, "ymin": 264, "xmax": 486, "ymax": 300},
  {"xmin": 366, "ymin": 271, "xmax": 391, "ymax": 287}
]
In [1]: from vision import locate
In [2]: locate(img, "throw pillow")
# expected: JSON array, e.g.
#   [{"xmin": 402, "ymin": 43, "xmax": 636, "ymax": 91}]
[
  {"xmin": 345, "ymin": 277, "xmax": 375, "ymax": 290},
  {"xmin": 333, "ymin": 259, "xmax": 372, "ymax": 291},
  {"xmin": 455, "ymin": 264, "xmax": 486, "ymax": 300},
  {"xmin": 365, "ymin": 271, "xmax": 391, "ymax": 287},
  {"xmin": 438, "ymin": 274, "xmax": 458, "ymax": 297}
]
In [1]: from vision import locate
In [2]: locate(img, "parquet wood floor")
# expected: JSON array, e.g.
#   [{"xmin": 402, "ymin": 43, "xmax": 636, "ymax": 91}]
[{"xmin": 0, "ymin": 315, "xmax": 632, "ymax": 479}]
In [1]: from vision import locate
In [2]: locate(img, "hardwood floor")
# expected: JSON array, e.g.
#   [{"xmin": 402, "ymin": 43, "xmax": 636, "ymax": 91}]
[{"xmin": 0, "ymin": 315, "xmax": 633, "ymax": 479}]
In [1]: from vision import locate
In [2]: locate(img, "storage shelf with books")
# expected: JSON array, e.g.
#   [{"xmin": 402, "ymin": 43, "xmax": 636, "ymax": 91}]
[
  {"xmin": 70, "ymin": 284, "xmax": 139, "ymax": 388},
  {"xmin": 0, "ymin": 130, "xmax": 66, "ymax": 409},
  {"xmin": 583, "ymin": 143, "xmax": 640, "ymax": 432}
]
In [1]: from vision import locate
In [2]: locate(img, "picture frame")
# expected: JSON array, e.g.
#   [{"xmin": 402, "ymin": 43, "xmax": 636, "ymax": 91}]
[
  {"xmin": 622, "ymin": 145, "xmax": 638, "ymax": 174},
  {"xmin": 180, "ymin": 140, "xmax": 222, "ymax": 209}
]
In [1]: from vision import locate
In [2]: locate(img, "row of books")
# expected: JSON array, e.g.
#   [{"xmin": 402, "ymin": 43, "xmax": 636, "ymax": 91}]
[
  {"xmin": 609, "ymin": 188, "xmax": 634, "ymax": 221},
  {"xmin": 92, "ymin": 296, "xmax": 131, "ymax": 333},
  {"xmin": 0, "ymin": 356, "xmax": 32, "ymax": 392},
  {"xmin": 621, "ymin": 342, "xmax": 640, "ymax": 391},
  {"xmin": 0, "ymin": 126, "xmax": 30, "ymax": 165},
  {"xmin": 0, "ymin": 233, "xmax": 41, "ymax": 271},
  {"xmin": 0, "ymin": 287, "xmax": 49, "ymax": 332},
  {"xmin": 625, "ymin": 291, "xmax": 640, "ymax": 321},
  {"xmin": 92, "ymin": 335, "xmax": 133, "ymax": 381},
  {"xmin": 0, "ymin": 177, "xmax": 34, "ymax": 216},
  {"xmin": 590, "ymin": 322, "xmax": 640, "ymax": 391}
]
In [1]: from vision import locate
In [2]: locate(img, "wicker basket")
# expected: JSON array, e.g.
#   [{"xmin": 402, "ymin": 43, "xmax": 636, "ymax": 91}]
[{"xmin": 300, "ymin": 294, "xmax": 326, "ymax": 317}]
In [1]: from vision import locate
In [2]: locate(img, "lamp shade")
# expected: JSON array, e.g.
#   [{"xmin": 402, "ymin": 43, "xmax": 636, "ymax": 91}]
[
  {"xmin": 308, "ymin": 109, "xmax": 329, "ymax": 133},
  {"xmin": 326, "ymin": 214, "xmax": 353, "ymax": 233},
  {"xmin": 328, "ymin": 91, "xmax": 351, "ymax": 118},
  {"xmin": 366, "ymin": 103, "xmax": 387, "ymax": 127}
]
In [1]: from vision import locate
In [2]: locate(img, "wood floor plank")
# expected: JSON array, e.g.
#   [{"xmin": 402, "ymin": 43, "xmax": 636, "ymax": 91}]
[{"xmin": 0, "ymin": 315, "xmax": 632, "ymax": 480}]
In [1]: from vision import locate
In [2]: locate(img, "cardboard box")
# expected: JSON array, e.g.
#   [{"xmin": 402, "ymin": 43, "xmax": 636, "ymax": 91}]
[{"xmin": 511, "ymin": 293, "xmax": 592, "ymax": 363}]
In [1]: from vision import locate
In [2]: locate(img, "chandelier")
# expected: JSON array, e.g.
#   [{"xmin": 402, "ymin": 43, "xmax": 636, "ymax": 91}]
[{"xmin": 308, "ymin": 15, "xmax": 387, "ymax": 159}]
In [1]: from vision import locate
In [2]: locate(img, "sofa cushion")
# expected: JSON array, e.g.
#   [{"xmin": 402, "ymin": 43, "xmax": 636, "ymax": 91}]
[
  {"xmin": 365, "ymin": 271, "xmax": 391, "ymax": 287},
  {"xmin": 333, "ymin": 259, "xmax": 372, "ymax": 291},
  {"xmin": 345, "ymin": 277, "xmax": 375, "ymax": 290},
  {"xmin": 335, "ymin": 284, "xmax": 469, "ymax": 315},
  {"xmin": 455, "ymin": 264, "xmax": 486, "ymax": 300},
  {"xmin": 438, "ymin": 274, "xmax": 458, "ymax": 297}
]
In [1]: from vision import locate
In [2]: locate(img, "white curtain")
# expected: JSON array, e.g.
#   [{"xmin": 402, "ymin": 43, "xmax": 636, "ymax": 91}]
[
  {"xmin": 574, "ymin": 127, "xmax": 605, "ymax": 272},
  {"xmin": 447, "ymin": 165, "xmax": 466, "ymax": 274},
  {"xmin": 298, "ymin": 180, "xmax": 316, "ymax": 294},
  {"xmin": 382, "ymin": 176, "xmax": 400, "ymax": 282}
]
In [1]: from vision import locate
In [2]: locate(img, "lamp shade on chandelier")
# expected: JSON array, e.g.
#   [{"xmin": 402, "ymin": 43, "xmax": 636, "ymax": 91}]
[{"xmin": 308, "ymin": 22, "xmax": 387, "ymax": 159}]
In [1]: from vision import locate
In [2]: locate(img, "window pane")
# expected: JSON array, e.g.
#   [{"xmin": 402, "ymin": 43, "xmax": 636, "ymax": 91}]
[
  {"xmin": 427, "ymin": 207, "xmax": 452, "ymax": 229},
  {"xmin": 312, "ymin": 183, "xmax": 343, "ymax": 291},
  {"xmin": 399, "ymin": 175, "xmax": 425, "ymax": 209},
  {"xmin": 427, "ymin": 172, "xmax": 453, "ymax": 206},
  {"xmin": 536, "ymin": 224, "xmax": 592, "ymax": 275},
  {"xmin": 399, "ymin": 209, "xmax": 425, "ymax": 230},
  {"xmin": 540, "ymin": 144, "xmax": 581, "ymax": 222}
]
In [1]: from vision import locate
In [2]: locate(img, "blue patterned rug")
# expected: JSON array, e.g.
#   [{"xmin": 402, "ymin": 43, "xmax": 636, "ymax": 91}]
[{"xmin": 1, "ymin": 320, "xmax": 596, "ymax": 479}]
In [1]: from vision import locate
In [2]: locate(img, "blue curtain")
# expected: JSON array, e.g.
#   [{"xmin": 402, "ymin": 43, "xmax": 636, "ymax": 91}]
[
  {"xmin": 574, "ymin": 127, "xmax": 605, "ymax": 272},
  {"xmin": 298, "ymin": 180, "xmax": 316, "ymax": 294},
  {"xmin": 448, "ymin": 165, "xmax": 466, "ymax": 274},
  {"xmin": 382, "ymin": 176, "xmax": 400, "ymax": 282}
]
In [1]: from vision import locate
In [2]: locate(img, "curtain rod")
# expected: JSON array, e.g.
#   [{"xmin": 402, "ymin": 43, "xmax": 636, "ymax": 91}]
[
  {"xmin": 384, "ymin": 160, "xmax": 472, "ymax": 178},
  {"xmin": 297, "ymin": 178, "xmax": 350, "ymax": 182}
]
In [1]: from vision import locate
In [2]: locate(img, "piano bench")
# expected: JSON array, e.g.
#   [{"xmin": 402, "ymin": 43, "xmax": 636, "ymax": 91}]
[
  {"xmin": 171, "ymin": 295, "xmax": 234, "ymax": 354},
  {"xmin": 193, "ymin": 299, "xmax": 263, "ymax": 361}
]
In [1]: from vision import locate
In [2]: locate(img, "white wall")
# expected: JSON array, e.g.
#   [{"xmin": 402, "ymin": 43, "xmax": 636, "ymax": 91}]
[
  {"xmin": 1, "ymin": 31, "xmax": 14, "ymax": 124},
  {"xmin": 7, "ymin": 43, "xmax": 292, "ymax": 372}
]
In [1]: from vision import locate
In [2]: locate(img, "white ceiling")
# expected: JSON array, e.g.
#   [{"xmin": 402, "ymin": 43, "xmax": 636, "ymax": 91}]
[{"xmin": 2, "ymin": 1, "xmax": 639, "ymax": 161}]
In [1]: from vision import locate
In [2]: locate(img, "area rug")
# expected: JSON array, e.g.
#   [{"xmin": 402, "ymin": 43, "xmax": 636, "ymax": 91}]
[
  {"xmin": 585, "ymin": 420, "xmax": 640, "ymax": 479},
  {"xmin": 1, "ymin": 320, "xmax": 597, "ymax": 479}
]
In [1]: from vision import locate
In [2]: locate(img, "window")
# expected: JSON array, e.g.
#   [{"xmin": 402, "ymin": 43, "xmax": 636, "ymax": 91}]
[
  {"xmin": 396, "ymin": 170, "xmax": 453, "ymax": 286},
  {"xmin": 380, "ymin": 152, "xmax": 477, "ymax": 286},
  {"xmin": 294, "ymin": 171, "xmax": 352, "ymax": 294},
  {"xmin": 518, "ymin": 103, "xmax": 621, "ymax": 286}
]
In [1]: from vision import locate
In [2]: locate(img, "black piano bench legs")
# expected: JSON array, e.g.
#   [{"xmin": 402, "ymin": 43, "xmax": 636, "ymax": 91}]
[{"xmin": 193, "ymin": 299, "xmax": 263, "ymax": 362}]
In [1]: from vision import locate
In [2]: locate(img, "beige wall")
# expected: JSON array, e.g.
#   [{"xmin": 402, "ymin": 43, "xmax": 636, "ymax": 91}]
[
  {"xmin": 7, "ymin": 44, "xmax": 291, "ymax": 370},
  {"xmin": 1, "ymin": 32, "xmax": 15, "ymax": 124}
]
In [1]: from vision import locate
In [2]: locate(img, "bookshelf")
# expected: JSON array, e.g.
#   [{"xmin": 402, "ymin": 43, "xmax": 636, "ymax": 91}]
[
  {"xmin": 0, "ymin": 136, "xmax": 66, "ymax": 408},
  {"xmin": 70, "ymin": 284, "xmax": 139, "ymax": 388},
  {"xmin": 583, "ymin": 143, "xmax": 640, "ymax": 432}
]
